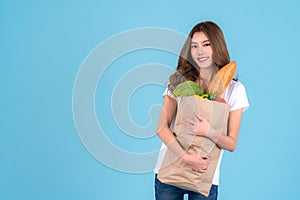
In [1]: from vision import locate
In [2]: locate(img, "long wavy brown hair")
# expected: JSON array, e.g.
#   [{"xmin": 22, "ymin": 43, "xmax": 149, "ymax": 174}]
[{"xmin": 168, "ymin": 21, "xmax": 230, "ymax": 91}]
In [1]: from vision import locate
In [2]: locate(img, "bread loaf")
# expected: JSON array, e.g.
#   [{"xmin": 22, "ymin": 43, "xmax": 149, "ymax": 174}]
[{"xmin": 208, "ymin": 61, "xmax": 236, "ymax": 97}]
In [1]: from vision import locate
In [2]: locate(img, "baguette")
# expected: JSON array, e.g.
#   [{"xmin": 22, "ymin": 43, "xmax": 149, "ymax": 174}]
[{"xmin": 208, "ymin": 61, "xmax": 236, "ymax": 97}]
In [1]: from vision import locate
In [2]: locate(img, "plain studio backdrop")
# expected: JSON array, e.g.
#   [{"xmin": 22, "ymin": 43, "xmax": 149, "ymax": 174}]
[{"xmin": 1, "ymin": 0, "xmax": 299, "ymax": 199}]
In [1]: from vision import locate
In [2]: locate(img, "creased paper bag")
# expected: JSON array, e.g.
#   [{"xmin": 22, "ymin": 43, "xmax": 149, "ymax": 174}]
[{"xmin": 158, "ymin": 96, "xmax": 230, "ymax": 197}]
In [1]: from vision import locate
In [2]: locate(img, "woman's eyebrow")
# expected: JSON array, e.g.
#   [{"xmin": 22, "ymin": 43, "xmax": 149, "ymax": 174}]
[{"xmin": 191, "ymin": 40, "xmax": 210, "ymax": 44}]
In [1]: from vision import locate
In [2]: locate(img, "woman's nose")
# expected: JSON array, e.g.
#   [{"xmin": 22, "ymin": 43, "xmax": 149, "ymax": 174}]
[{"xmin": 197, "ymin": 46, "xmax": 204, "ymax": 54}]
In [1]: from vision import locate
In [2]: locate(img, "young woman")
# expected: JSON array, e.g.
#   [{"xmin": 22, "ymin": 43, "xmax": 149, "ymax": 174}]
[{"xmin": 154, "ymin": 21, "xmax": 249, "ymax": 200}]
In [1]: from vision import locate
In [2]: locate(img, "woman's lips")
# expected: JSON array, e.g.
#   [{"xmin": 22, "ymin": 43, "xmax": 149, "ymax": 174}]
[{"xmin": 197, "ymin": 57, "xmax": 208, "ymax": 62}]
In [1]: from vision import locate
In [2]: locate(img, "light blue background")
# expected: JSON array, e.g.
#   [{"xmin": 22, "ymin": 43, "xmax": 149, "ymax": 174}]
[{"xmin": 1, "ymin": 0, "xmax": 299, "ymax": 199}]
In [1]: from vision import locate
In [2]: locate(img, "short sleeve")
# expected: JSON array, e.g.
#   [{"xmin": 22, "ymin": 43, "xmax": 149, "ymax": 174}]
[
  {"xmin": 162, "ymin": 87, "xmax": 176, "ymax": 100},
  {"xmin": 225, "ymin": 81, "xmax": 250, "ymax": 112}
]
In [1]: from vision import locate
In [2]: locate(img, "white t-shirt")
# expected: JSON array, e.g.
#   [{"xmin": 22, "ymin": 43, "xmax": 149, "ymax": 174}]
[{"xmin": 154, "ymin": 80, "xmax": 250, "ymax": 185}]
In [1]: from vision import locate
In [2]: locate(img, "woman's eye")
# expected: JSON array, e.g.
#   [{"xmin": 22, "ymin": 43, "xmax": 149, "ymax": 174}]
[
  {"xmin": 203, "ymin": 43, "xmax": 211, "ymax": 47},
  {"xmin": 191, "ymin": 45, "xmax": 198, "ymax": 49}
]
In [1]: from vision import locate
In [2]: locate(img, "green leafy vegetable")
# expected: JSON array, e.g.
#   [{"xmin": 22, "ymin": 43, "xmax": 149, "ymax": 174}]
[{"xmin": 173, "ymin": 81, "xmax": 204, "ymax": 98}]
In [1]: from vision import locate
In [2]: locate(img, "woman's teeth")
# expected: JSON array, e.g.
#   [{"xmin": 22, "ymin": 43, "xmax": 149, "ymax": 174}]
[{"xmin": 198, "ymin": 57, "xmax": 208, "ymax": 62}]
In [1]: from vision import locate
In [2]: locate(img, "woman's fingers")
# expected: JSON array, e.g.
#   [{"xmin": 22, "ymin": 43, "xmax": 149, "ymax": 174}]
[
  {"xmin": 183, "ymin": 115, "xmax": 210, "ymax": 136},
  {"xmin": 184, "ymin": 118, "xmax": 196, "ymax": 125},
  {"xmin": 201, "ymin": 155, "xmax": 210, "ymax": 160},
  {"xmin": 199, "ymin": 155, "xmax": 210, "ymax": 168},
  {"xmin": 184, "ymin": 113, "xmax": 206, "ymax": 126},
  {"xmin": 183, "ymin": 118, "xmax": 197, "ymax": 132},
  {"xmin": 194, "ymin": 111, "xmax": 201, "ymax": 120},
  {"xmin": 196, "ymin": 155, "xmax": 210, "ymax": 172},
  {"xmin": 184, "ymin": 153, "xmax": 211, "ymax": 173},
  {"xmin": 194, "ymin": 112, "xmax": 206, "ymax": 122},
  {"xmin": 184, "ymin": 112, "xmax": 207, "ymax": 123},
  {"xmin": 192, "ymin": 165, "xmax": 209, "ymax": 173},
  {"xmin": 192, "ymin": 168, "xmax": 207, "ymax": 173}
]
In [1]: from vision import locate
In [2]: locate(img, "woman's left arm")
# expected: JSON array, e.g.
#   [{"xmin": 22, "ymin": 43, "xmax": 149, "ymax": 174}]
[
  {"xmin": 184, "ymin": 108, "xmax": 244, "ymax": 152},
  {"xmin": 210, "ymin": 108, "xmax": 243, "ymax": 152}
]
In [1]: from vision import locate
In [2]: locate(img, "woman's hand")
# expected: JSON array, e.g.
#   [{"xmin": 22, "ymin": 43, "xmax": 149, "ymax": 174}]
[
  {"xmin": 183, "ymin": 112, "xmax": 211, "ymax": 137},
  {"xmin": 184, "ymin": 109, "xmax": 244, "ymax": 152},
  {"xmin": 181, "ymin": 152, "xmax": 210, "ymax": 173}
]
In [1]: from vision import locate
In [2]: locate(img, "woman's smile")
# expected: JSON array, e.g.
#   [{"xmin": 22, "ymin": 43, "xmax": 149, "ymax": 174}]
[{"xmin": 197, "ymin": 56, "xmax": 209, "ymax": 62}]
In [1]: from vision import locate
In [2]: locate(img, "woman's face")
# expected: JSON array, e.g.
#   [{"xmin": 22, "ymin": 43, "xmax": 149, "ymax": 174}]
[{"xmin": 190, "ymin": 31, "xmax": 214, "ymax": 69}]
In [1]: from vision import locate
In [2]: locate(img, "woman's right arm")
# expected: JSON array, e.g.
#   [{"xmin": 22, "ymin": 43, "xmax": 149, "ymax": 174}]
[
  {"xmin": 156, "ymin": 95, "xmax": 210, "ymax": 173},
  {"xmin": 156, "ymin": 95, "xmax": 178, "ymax": 145}
]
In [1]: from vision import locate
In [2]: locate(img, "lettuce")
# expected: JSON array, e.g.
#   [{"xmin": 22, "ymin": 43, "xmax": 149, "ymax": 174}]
[{"xmin": 173, "ymin": 81, "xmax": 204, "ymax": 98}]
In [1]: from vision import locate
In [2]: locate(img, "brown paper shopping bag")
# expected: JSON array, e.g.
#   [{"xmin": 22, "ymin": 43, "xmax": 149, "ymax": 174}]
[{"xmin": 157, "ymin": 96, "xmax": 230, "ymax": 197}]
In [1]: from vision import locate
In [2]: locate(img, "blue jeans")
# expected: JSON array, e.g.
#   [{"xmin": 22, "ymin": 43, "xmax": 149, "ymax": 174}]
[{"xmin": 155, "ymin": 174, "xmax": 218, "ymax": 200}]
